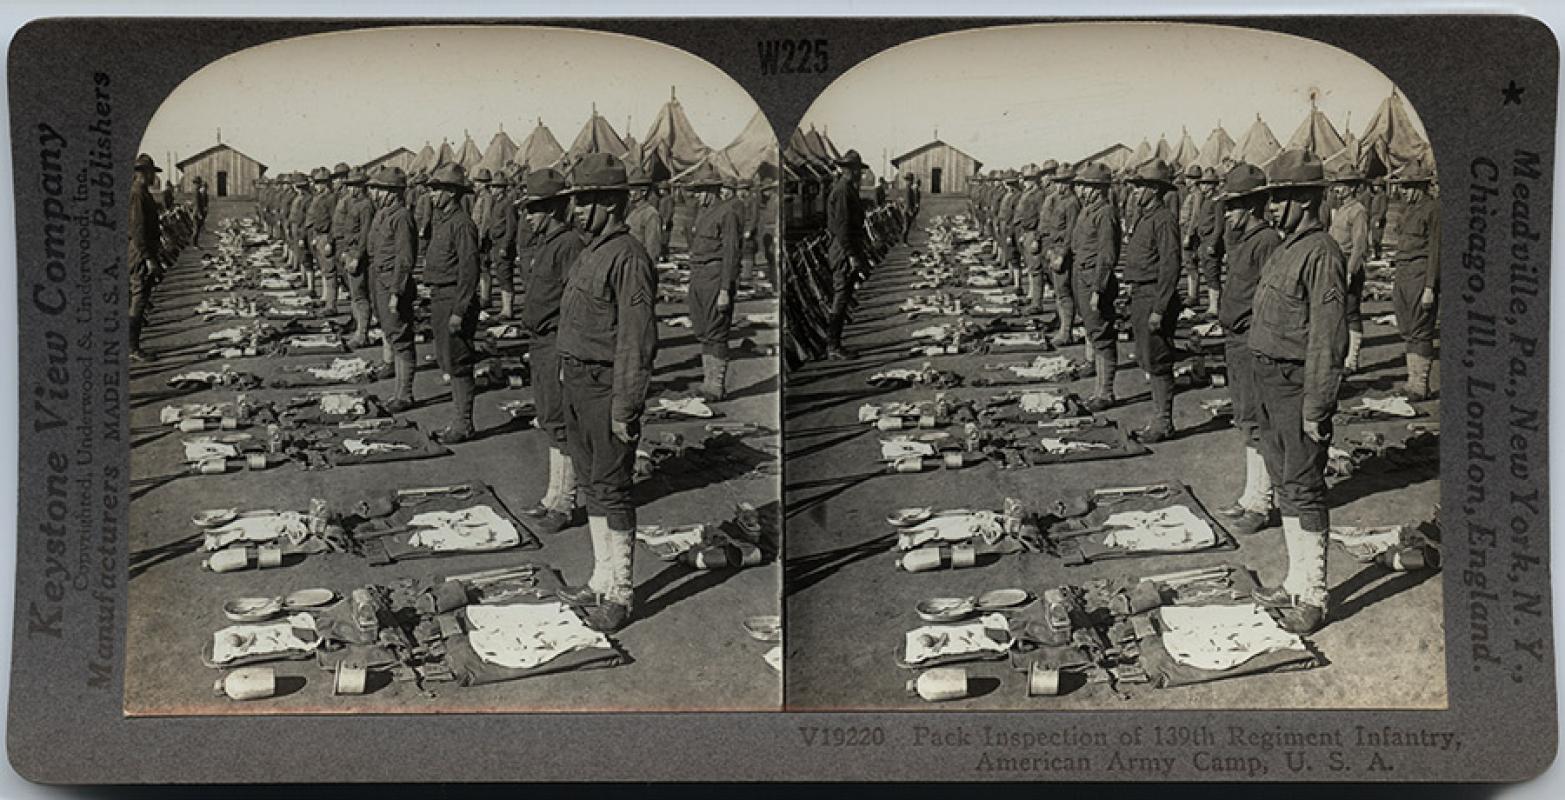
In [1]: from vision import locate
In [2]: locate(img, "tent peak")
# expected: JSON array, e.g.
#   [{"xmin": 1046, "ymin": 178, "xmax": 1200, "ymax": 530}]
[{"xmin": 670, "ymin": 85, "xmax": 676, "ymax": 101}]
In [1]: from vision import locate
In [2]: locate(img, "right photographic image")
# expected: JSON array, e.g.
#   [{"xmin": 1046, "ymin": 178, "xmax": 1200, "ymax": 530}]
[{"xmin": 782, "ymin": 22, "xmax": 1443, "ymax": 710}]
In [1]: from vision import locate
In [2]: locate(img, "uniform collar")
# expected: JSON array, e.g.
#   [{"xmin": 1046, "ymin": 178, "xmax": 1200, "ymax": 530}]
[
  {"xmin": 1282, "ymin": 218, "xmax": 1324, "ymax": 245},
  {"xmin": 586, "ymin": 217, "xmax": 629, "ymax": 250}
]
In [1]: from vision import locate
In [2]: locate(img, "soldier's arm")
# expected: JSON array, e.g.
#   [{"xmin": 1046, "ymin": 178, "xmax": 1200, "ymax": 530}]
[
  {"xmin": 453, "ymin": 221, "xmax": 481, "ymax": 314},
  {"xmin": 1096, "ymin": 210, "xmax": 1119, "ymax": 293},
  {"xmin": 1153, "ymin": 214, "xmax": 1183, "ymax": 311},
  {"xmin": 1302, "ymin": 247, "xmax": 1350, "ymax": 422},
  {"xmin": 721, "ymin": 205, "xmax": 743, "ymax": 288},
  {"xmin": 1422, "ymin": 205, "xmax": 1440, "ymax": 292},
  {"xmin": 393, "ymin": 212, "xmax": 417, "ymax": 291},
  {"xmin": 611, "ymin": 249, "xmax": 659, "ymax": 424},
  {"xmin": 354, "ymin": 203, "xmax": 374, "ymax": 263}
]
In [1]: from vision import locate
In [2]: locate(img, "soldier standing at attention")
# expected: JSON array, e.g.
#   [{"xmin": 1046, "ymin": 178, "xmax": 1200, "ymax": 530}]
[
  {"xmin": 305, "ymin": 166, "xmax": 340, "ymax": 314},
  {"xmin": 1210, "ymin": 163, "xmax": 1283, "ymax": 536},
  {"xmin": 366, "ymin": 166, "xmax": 419, "ymax": 411},
  {"xmin": 471, "ymin": 169, "xmax": 495, "ymax": 307},
  {"xmin": 1327, "ymin": 169, "xmax": 1372, "ymax": 372},
  {"xmin": 422, "ymin": 163, "xmax": 482, "ymax": 443},
  {"xmin": 1194, "ymin": 168, "xmax": 1225, "ymax": 316},
  {"xmin": 1367, "ymin": 180, "xmax": 1390, "ymax": 260},
  {"xmin": 485, "ymin": 171, "xmax": 518, "ymax": 319},
  {"xmin": 1065, "ymin": 163, "xmax": 1122, "ymax": 411},
  {"xmin": 1248, "ymin": 149, "xmax": 1349, "ymax": 635},
  {"xmin": 127, "ymin": 154, "xmax": 165, "ymax": 363},
  {"xmin": 686, "ymin": 164, "xmax": 744, "ymax": 400},
  {"xmin": 823, "ymin": 150, "xmax": 868, "ymax": 360},
  {"xmin": 1386, "ymin": 164, "xmax": 1440, "ymax": 399},
  {"xmin": 287, "ymin": 173, "xmax": 312, "ymax": 291},
  {"xmin": 625, "ymin": 172, "xmax": 666, "ymax": 269},
  {"xmin": 518, "ymin": 167, "xmax": 588, "ymax": 535},
  {"xmin": 1122, "ymin": 160, "xmax": 1185, "ymax": 443},
  {"xmin": 1044, "ymin": 163, "xmax": 1081, "ymax": 347},
  {"xmin": 555, "ymin": 153, "xmax": 659, "ymax": 632},
  {"xmin": 996, "ymin": 170, "xmax": 1022, "ymax": 296},
  {"xmin": 1012, "ymin": 163, "xmax": 1047, "ymax": 313},
  {"xmin": 192, "ymin": 175, "xmax": 210, "ymax": 237},
  {"xmin": 337, "ymin": 167, "xmax": 377, "ymax": 348},
  {"xmin": 656, "ymin": 181, "xmax": 676, "ymax": 261},
  {"xmin": 900, "ymin": 172, "xmax": 919, "ymax": 244}
]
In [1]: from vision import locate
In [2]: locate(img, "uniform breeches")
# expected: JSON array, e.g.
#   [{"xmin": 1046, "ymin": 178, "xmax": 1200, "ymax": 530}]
[
  {"xmin": 1393, "ymin": 261, "xmax": 1437, "ymax": 356},
  {"xmin": 430, "ymin": 283, "xmax": 478, "ymax": 378},
  {"xmin": 311, "ymin": 236, "xmax": 335, "ymax": 280},
  {"xmin": 562, "ymin": 357, "xmax": 638, "ymax": 530},
  {"xmin": 343, "ymin": 257, "xmax": 371, "ymax": 314},
  {"xmin": 1224, "ymin": 335, "xmax": 1262, "ymax": 445},
  {"xmin": 1254, "ymin": 355, "xmax": 1330, "ymax": 530},
  {"xmin": 491, "ymin": 251, "xmax": 514, "ymax": 294},
  {"xmin": 1345, "ymin": 268, "xmax": 1365, "ymax": 332},
  {"xmin": 688, "ymin": 267, "xmax": 735, "ymax": 357},
  {"xmin": 1072, "ymin": 269, "xmax": 1118, "ymax": 355},
  {"xmin": 373, "ymin": 278, "xmax": 416, "ymax": 354},
  {"xmin": 1129, "ymin": 282, "xmax": 1180, "ymax": 378},
  {"xmin": 531, "ymin": 335, "xmax": 568, "ymax": 447}
]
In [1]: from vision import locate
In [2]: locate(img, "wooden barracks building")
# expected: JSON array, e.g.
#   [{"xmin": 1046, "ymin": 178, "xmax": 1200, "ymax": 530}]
[
  {"xmin": 890, "ymin": 138, "xmax": 981, "ymax": 196},
  {"xmin": 176, "ymin": 137, "xmax": 267, "ymax": 199}
]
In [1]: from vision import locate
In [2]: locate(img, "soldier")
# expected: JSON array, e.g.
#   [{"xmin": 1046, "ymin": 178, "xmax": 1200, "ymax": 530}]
[
  {"xmin": 1387, "ymin": 164, "xmax": 1440, "ymax": 399},
  {"xmin": 127, "ymin": 153, "xmax": 165, "ymax": 363},
  {"xmin": 192, "ymin": 175, "xmax": 210, "ymax": 236},
  {"xmin": 686, "ymin": 164, "xmax": 744, "ymax": 400},
  {"xmin": 823, "ymin": 150, "xmax": 869, "ymax": 360},
  {"xmin": 336, "ymin": 167, "xmax": 377, "ymax": 348},
  {"xmin": 899, "ymin": 172, "xmax": 919, "ymax": 243},
  {"xmin": 996, "ymin": 170, "xmax": 1022, "ymax": 296},
  {"xmin": 159, "ymin": 173, "xmax": 176, "ymax": 210},
  {"xmin": 1248, "ymin": 149, "xmax": 1349, "ymax": 634},
  {"xmin": 656, "ymin": 181, "xmax": 676, "ymax": 261},
  {"xmin": 304, "ymin": 166, "xmax": 340, "ymax": 313},
  {"xmin": 1122, "ymin": 160, "xmax": 1185, "ymax": 442},
  {"xmin": 485, "ymin": 171, "xmax": 518, "ymax": 320},
  {"xmin": 1066, "ymin": 163, "xmax": 1122, "ymax": 410},
  {"xmin": 1044, "ymin": 163, "xmax": 1081, "ymax": 346},
  {"xmin": 422, "ymin": 163, "xmax": 482, "ymax": 443},
  {"xmin": 1193, "ymin": 168, "xmax": 1225, "ymax": 316},
  {"xmin": 287, "ymin": 173, "xmax": 312, "ymax": 289},
  {"xmin": 471, "ymin": 168, "xmax": 495, "ymax": 307},
  {"xmin": 1013, "ymin": 163, "xmax": 1048, "ymax": 313},
  {"xmin": 1210, "ymin": 163, "xmax": 1282, "ymax": 536},
  {"xmin": 1327, "ymin": 168, "xmax": 1372, "ymax": 372},
  {"xmin": 738, "ymin": 178, "xmax": 762, "ymax": 278},
  {"xmin": 1178, "ymin": 164, "xmax": 1204, "ymax": 299},
  {"xmin": 626, "ymin": 171, "xmax": 665, "ymax": 266},
  {"xmin": 555, "ymin": 153, "xmax": 659, "ymax": 632},
  {"xmin": 413, "ymin": 171, "xmax": 435, "ymax": 242},
  {"xmin": 518, "ymin": 167, "xmax": 588, "ymax": 535},
  {"xmin": 366, "ymin": 166, "xmax": 419, "ymax": 411},
  {"xmin": 1367, "ymin": 180, "xmax": 1390, "ymax": 260}
]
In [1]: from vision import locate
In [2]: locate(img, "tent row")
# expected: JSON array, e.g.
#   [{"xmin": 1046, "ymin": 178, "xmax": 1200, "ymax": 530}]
[{"xmin": 1074, "ymin": 91, "xmax": 1433, "ymax": 179}]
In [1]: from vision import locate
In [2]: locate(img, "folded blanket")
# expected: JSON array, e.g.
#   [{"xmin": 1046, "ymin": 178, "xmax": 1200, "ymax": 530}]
[{"xmin": 902, "ymin": 613, "xmax": 1013, "ymax": 667}]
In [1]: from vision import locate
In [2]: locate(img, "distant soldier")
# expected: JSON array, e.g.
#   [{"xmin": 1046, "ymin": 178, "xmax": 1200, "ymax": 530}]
[
  {"xmin": 1387, "ymin": 164, "xmax": 1440, "ymax": 399},
  {"xmin": 287, "ymin": 173, "xmax": 312, "ymax": 290},
  {"xmin": 1367, "ymin": 181, "xmax": 1390, "ymax": 260},
  {"xmin": 1013, "ymin": 162, "xmax": 1050, "ymax": 313},
  {"xmin": 518, "ymin": 167, "xmax": 588, "ymax": 535},
  {"xmin": 1327, "ymin": 169, "xmax": 1372, "ymax": 372},
  {"xmin": 655, "ymin": 182, "xmax": 676, "ymax": 261},
  {"xmin": 996, "ymin": 170, "xmax": 1022, "ymax": 295},
  {"xmin": 1210, "ymin": 163, "xmax": 1282, "ymax": 537},
  {"xmin": 422, "ymin": 163, "xmax": 482, "ymax": 443},
  {"xmin": 366, "ymin": 166, "xmax": 419, "ymax": 411},
  {"xmin": 127, "ymin": 154, "xmax": 165, "ymax": 363},
  {"xmin": 192, "ymin": 175, "xmax": 210, "ymax": 236},
  {"xmin": 686, "ymin": 164, "xmax": 743, "ymax": 400},
  {"xmin": 555, "ymin": 153, "xmax": 659, "ymax": 632},
  {"xmin": 1248, "ymin": 149, "xmax": 1349, "ymax": 635},
  {"xmin": 304, "ymin": 166, "xmax": 339, "ymax": 313},
  {"xmin": 1065, "ymin": 163, "xmax": 1122, "ymax": 410},
  {"xmin": 471, "ymin": 168, "xmax": 495, "ymax": 306},
  {"xmin": 484, "ymin": 171, "xmax": 519, "ymax": 319},
  {"xmin": 336, "ymin": 167, "xmax": 377, "ymax": 348},
  {"xmin": 1044, "ymin": 163, "xmax": 1081, "ymax": 346},
  {"xmin": 1122, "ymin": 160, "xmax": 1185, "ymax": 443},
  {"xmin": 1193, "ymin": 168, "xmax": 1224, "ymax": 316},
  {"xmin": 626, "ymin": 172, "xmax": 666, "ymax": 266},
  {"xmin": 823, "ymin": 150, "xmax": 869, "ymax": 360}
]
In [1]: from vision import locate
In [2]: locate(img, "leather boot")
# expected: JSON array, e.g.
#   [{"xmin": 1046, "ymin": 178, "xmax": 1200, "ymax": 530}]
[
  {"xmin": 1253, "ymin": 516, "xmax": 1329, "ymax": 633},
  {"xmin": 435, "ymin": 375, "xmax": 476, "ymax": 443},
  {"xmin": 1137, "ymin": 374, "xmax": 1176, "ymax": 442},
  {"xmin": 825, "ymin": 297, "xmax": 854, "ymax": 360},
  {"xmin": 1085, "ymin": 352, "xmax": 1115, "ymax": 412},
  {"xmin": 348, "ymin": 300, "xmax": 371, "ymax": 348},
  {"xmin": 478, "ymin": 273, "xmax": 491, "ymax": 309},
  {"xmin": 1052, "ymin": 291, "xmax": 1076, "ymax": 347},
  {"xmin": 386, "ymin": 351, "xmax": 415, "ymax": 412},
  {"xmin": 701, "ymin": 354, "xmax": 728, "ymax": 401},
  {"xmin": 1027, "ymin": 272, "xmax": 1047, "ymax": 314},
  {"xmin": 1078, "ymin": 342, "xmax": 1096, "ymax": 378},
  {"xmin": 500, "ymin": 289, "xmax": 514, "ymax": 319},
  {"xmin": 560, "ymin": 516, "xmax": 611, "ymax": 606},
  {"xmin": 128, "ymin": 315, "xmax": 156, "ymax": 362},
  {"xmin": 1343, "ymin": 330, "xmax": 1362, "ymax": 373}
]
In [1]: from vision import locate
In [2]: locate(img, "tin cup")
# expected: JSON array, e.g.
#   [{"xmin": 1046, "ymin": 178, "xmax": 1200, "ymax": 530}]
[
  {"xmin": 1027, "ymin": 662, "xmax": 1062, "ymax": 697},
  {"xmin": 257, "ymin": 545, "xmax": 284, "ymax": 569},
  {"xmin": 333, "ymin": 662, "xmax": 368, "ymax": 695}
]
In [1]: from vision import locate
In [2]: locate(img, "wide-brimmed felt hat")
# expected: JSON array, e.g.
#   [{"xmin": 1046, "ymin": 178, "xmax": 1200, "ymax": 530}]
[
  {"xmin": 489, "ymin": 171, "xmax": 510, "ymax": 188},
  {"xmin": 523, "ymin": 168, "xmax": 570, "ymax": 204},
  {"xmin": 473, "ymin": 168, "xmax": 492, "ymax": 184},
  {"xmin": 1264, "ymin": 149, "xmax": 1330, "ymax": 189},
  {"xmin": 834, "ymin": 149, "xmax": 866, "ymax": 169},
  {"xmin": 368, "ymin": 165, "xmax": 408, "ymax": 190},
  {"xmin": 134, "ymin": 153, "xmax": 162, "ymax": 173},
  {"xmin": 344, "ymin": 167, "xmax": 368, "ymax": 186},
  {"xmin": 1330, "ymin": 167, "xmax": 1367, "ymax": 184},
  {"xmin": 332, "ymin": 162, "xmax": 351, "ymax": 178},
  {"xmin": 1219, "ymin": 162, "xmax": 1269, "ymax": 201},
  {"xmin": 1039, "ymin": 159, "xmax": 1059, "ymax": 176},
  {"xmin": 1128, "ymin": 159, "xmax": 1176, "ymax": 188},
  {"xmin": 1072, "ymin": 163, "xmax": 1113, "ymax": 185},
  {"xmin": 1184, "ymin": 164, "xmax": 1203, "ymax": 179},
  {"xmin": 1198, "ymin": 167, "xmax": 1220, "ymax": 184},
  {"xmin": 684, "ymin": 162, "xmax": 724, "ymax": 190},
  {"xmin": 1388, "ymin": 163, "xmax": 1435, "ymax": 184},
  {"xmin": 1054, "ymin": 163, "xmax": 1077, "ymax": 182},
  {"xmin": 427, "ymin": 163, "xmax": 471, "ymax": 192},
  {"xmin": 289, "ymin": 172, "xmax": 309, "ymax": 187},
  {"xmin": 564, "ymin": 153, "xmax": 632, "ymax": 194}
]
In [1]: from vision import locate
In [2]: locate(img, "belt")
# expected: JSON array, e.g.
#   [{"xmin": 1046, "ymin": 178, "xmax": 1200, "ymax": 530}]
[
  {"xmin": 560, "ymin": 353, "xmax": 611, "ymax": 368},
  {"xmin": 1252, "ymin": 352, "xmax": 1303, "ymax": 366}
]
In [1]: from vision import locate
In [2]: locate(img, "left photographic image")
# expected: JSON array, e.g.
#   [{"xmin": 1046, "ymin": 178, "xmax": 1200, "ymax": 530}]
[{"xmin": 125, "ymin": 25, "xmax": 782, "ymax": 714}]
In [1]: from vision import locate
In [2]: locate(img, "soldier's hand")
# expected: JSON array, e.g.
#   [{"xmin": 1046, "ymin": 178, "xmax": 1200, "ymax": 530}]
[
  {"xmin": 611, "ymin": 418, "xmax": 639, "ymax": 444},
  {"xmin": 446, "ymin": 314, "xmax": 463, "ymax": 335},
  {"xmin": 1303, "ymin": 418, "xmax": 1332, "ymax": 444},
  {"xmin": 1090, "ymin": 291, "xmax": 1101, "ymax": 309},
  {"xmin": 1148, "ymin": 311, "xmax": 1163, "ymax": 330},
  {"xmin": 717, "ymin": 289, "xmax": 731, "ymax": 310},
  {"xmin": 1420, "ymin": 287, "xmax": 1435, "ymax": 309}
]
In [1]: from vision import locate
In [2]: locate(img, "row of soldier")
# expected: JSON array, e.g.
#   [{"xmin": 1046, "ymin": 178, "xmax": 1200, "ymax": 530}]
[{"xmin": 128, "ymin": 151, "xmax": 768, "ymax": 634}]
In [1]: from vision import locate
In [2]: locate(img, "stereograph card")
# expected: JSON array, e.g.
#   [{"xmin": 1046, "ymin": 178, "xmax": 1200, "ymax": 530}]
[{"xmin": 3, "ymin": 13, "xmax": 1557, "ymax": 784}]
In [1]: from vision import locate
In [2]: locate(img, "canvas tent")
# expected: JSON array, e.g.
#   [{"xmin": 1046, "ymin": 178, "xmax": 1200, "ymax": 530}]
[
  {"xmin": 642, "ymin": 88, "xmax": 712, "ymax": 179},
  {"xmin": 408, "ymin": 142, "xmax": 437, "ymax": 174},
  {"xmin": 1153, "ymin": 135, "xmax": 1174, "ymax": 165},
  {"xmin": 718, "ymin": 109, "xmax": 780, "ymax": 183},
  {"xmin": 1194, "ymin": 125, "xmax": 1235, "ymax": 169},
  {"xmin": 435, "ymin": 138, "xmax": 458, "ymax": 167},
  {"xmin": 1232, "ymin": 115, "xmax": 1281, "ymax": 166},
  {"xmin": 1284, "ymin": 102, "xmax": 1348, "ymax": 160},
  {"xmin": 564, "ymin": 107, "xmax": 629, "ymax": 166},
  {"xmin": 510, "ymin": 120, "xmax": 565, "ymax": 172},
  {"xmin": 1172, "ymin": 128, "xmax": 1200, "ymax": 169},
  {"xmin": 476, "ymin": 127, "xmax": 518, "ymax": 175},
  {"xmin": 455, "ymin": 133, "xmax": 484, "ymax": 171},
  {"xmin": 1358, "ymin": 90, "xmax": 1433, "ymax": 175},
  {"xmin": 1078, "ymin": 143, "xmax": 1133, "ymax": 172},
  {"xmin": 1129, "ymin": 139, "xmax": 1152, "ymax": 168}
]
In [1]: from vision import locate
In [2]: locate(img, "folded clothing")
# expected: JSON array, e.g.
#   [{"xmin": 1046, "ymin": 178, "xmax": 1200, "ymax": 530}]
[
  {"xmin": 406, "ymin": 505, "xmax": 522, "ymax": 552},
  {"xmin": 209, "ymin": 613, "xmax": 320, "ymax": 666},
  {"xmin": 1100, "ymin": 505, "xmax": 1218, "ymax": 552},
  {"xmin": 902, "ymin": 613, "xmax": 1013, "ymax": 667},
  {"xmin": 897, "ymin": 510, "xmax": 1007, "ymax": 550},
  {"xmin": 465, "ymin": 601, "xmax": 613, "ymax": 670},
  {"xmin": 1157, "ymin": 604, "xmax": 1306, "ymax": 672},
  {"xmin": 204, "ymin": 511, "xmax": 311, "ymax": 550}
]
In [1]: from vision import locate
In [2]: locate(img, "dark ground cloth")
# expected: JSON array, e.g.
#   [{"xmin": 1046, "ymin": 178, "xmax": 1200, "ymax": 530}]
[
  {"xmin": 126, "ymin": 200, "xmax": 779, "ymax": 714},
  {"xmin": 785, "ymin": 195, "xmax": 1443, "ymax": 711}
]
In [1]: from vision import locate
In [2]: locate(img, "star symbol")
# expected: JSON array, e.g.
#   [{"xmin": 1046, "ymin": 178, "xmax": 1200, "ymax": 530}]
[{"xmin": 1502, "ymin": 80, "xmax": 1525, "ymax": 105}]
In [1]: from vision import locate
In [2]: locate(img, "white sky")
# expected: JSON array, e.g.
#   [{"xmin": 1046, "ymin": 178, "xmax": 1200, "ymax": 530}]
[
  {"xmin": 801, "ymin": 22, "xmax": 1429, "ymax": 173},
  {"xmin": 140, "ymin": 25, "xmax": 762, "ymax": 175}
]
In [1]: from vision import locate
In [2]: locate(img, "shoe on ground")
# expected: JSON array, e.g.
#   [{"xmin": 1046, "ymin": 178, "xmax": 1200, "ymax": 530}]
[
  {"xmin": 1251, "ymin": 585, "xmax": 1294, "ymax": 609},
  {"xmin": 385, "ymin": 397, "xmax": 414, "ymax": 414},
  {"xmin": 129, "ymin": 349, "xmax": 157, "ymax": 363},
  {"xmin": 1085, "ymin": 394, "xmax": 1114, "ymax": 413},
  {"xmin": 557, "ymin": 584, "xmax": 598, "ymax": 607},
  {"xmin": 1214, "ymin": 501, "xmax": 1248, "ymax": 520},
  {"xmin": 1135, "ymin": 423, "xmax": 1176, "ymax": 444},
  {"xmin": 533, "ymin": 508, "xmax": 582, "ymax": 535},
  {"xmin": 582, "ymin": 601, "xmax": 632, "ymax": 633},
  {"xmin": 1228, "ymin": 509, "xmax": 1278, "ymax": 536},
  {"xmin": 1275, "ymin": 603, "xmax": 1327, "ymax": 634},
  {"xmin": 431, "ymin": 424, "xmax": 475, "ymax": 444},
  {"xmin": 824, "ymin": 347, "xmax": 856, "ymax": 361}
]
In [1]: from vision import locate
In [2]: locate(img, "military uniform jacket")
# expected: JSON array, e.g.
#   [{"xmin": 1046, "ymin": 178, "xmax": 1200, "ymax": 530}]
[
  {"xmin": 471, "ymin": 191, "xmax": 493, "ymax": 242},
  {"xmin": 688, "ymin": 198, "xmax": 742, "ymax": 289},
  {"xmin": 368, "ymin": 202, "xmax": 418, "ymax": 296},
  {"xmin": 288, "ymin": 193, "xmax": 309, "ymax": 235},
  {"xmin": 827, "ymin": 175, "xmax": 865, "ymax": 259},
  {"xmin": 305, "ymin": 189, "xmax": 337, "ymax": 237},
  {"xmin": 657, "ymin": 193, "xmax": 676, "ymax": 232},
  {"xmin": 1123, "ymin": 203, "xmax": 1184, "ymax": 310},
  {"xmin": 1248, "ymin": 222, "xmax": 1349, "ymax": 422},
  {"xmin": 1046, "ymin": 191, "xmax": 1081, "ymax": 252},
  {"xmin": 1196, "ymin": 194, "xmax": 1224, "ymax": 261},
  {"xmin": 330, "ymin": 191, "xmax": 352, "ymax": 247},
  {"xmin": 338, "ymin": 193, "xmax": 376, "ymax": 265},
  {"xmin": 1012, "ymin": 186, "xmax": 1043, "ymax": 235},
  {"xmin": 520, "ymin": 221, "xmax": 585, "ymax": 339},
  {"xmin": 485, "ymin": 194, "xmax": 515, "ymax": 261},
  {"xmin": 424, "ymin": 202, "xmax": 480, "ymax": 313},
  {"xmin": 1217, "ymin": 219, "xmax": 1282, "ymax": 334},
  {"xmin": 1327, "ymin": 197, "xmax": 1370, "ymax": 277},
  {"xmin": 557, "ymin": 220, "xmax": 659, "ymax": 424},
  {"xmin": 195, "ymin": 187, "xmax": 209, "ymax": 214},
  {"xmin": 127, "ymin": 179, "xmax": 162, "ymax": 268},
  {"xmin": 626, "ymin": 200, "xmax": 665, "ymax": 262},
  {"xmin": 997, "ymin": 189, "xmax": 1019, "ymax": 240},
  {"xmin": 1067, "ymin": 197, "xmax": 1121, "ymax": 292},
  {"xmin": 414, "ymin": 191, "xmax": 434, "ymax": 239},
  {"xmin": 1391, "ymin": 197, "xmax": 1440, "ymax": 291},
  {"xmin": 1369, "ymin": 191, "xmax": 1389, "ymax": 226}
]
